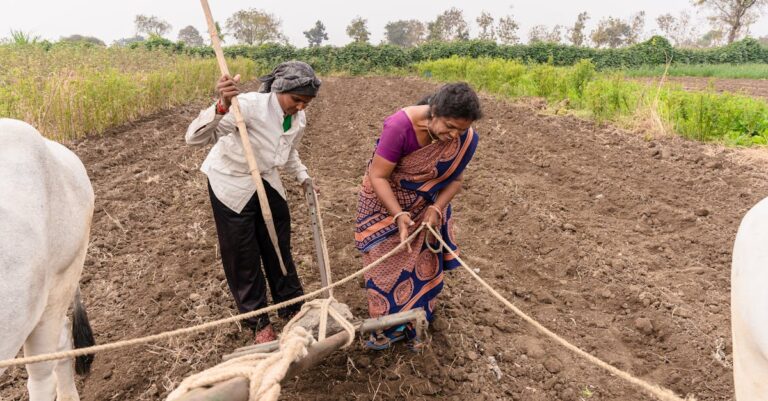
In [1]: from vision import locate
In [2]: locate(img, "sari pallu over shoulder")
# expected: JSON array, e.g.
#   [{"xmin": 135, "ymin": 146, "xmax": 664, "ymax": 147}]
[{"xmin": 355, "ymin": 127, "xmax": 479, "ymax": 255}]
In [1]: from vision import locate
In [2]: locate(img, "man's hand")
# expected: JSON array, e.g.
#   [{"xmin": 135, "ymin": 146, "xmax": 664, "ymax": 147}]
[{"xmin": 216, "ymin": 73, "xmax": 241, "ymax": 108}]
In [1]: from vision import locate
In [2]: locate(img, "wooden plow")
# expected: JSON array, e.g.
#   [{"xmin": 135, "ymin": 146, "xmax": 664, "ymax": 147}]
[{"xmin": 174, "ymin": 308, "xmax": 428, "ymax": 401}]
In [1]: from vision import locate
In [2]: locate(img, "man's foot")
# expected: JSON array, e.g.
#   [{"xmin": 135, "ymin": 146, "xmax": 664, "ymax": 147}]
[
  {"xmin": 278, "ymin": 304, "xmax": 303, "ymax": 321},
  {"xmin": 254, "ymin": 324, "xmax": 277, "ymax": 344}
]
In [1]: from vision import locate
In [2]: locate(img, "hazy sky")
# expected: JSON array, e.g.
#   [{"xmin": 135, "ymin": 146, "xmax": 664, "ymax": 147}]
[{"xmin": 1, "ymin": 0, "xmax": 766, "ymax": 46}]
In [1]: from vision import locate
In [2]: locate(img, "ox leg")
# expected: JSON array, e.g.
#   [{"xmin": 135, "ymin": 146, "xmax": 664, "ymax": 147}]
[
  {"xmin": 53, "ymin": 240, "xmax": 89, "ymax": 401},
  {"xmin": 25, "ymin": 263, "xmax": 82, "ymax": 401},
  {"xmin": 24, "ymin": 315, "xmax": 64, "ymax": 401},
  {"xmin": 54, "ymin": 316, "xmax": 80, "ymax": 401}
]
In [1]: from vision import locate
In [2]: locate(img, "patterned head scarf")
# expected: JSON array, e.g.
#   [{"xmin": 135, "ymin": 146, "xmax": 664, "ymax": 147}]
[{"xmin": 257, "ymin": 60, "xmax": 321, "ymax": 97}]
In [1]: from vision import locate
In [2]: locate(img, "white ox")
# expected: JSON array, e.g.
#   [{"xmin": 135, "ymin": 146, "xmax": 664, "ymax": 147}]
[
  {"xmin": 0, "ymin": 119, "xmax": 95, "ymax": 401},
  {"xmin": 732, "ymin": 196, "xmax": 768, "ymax": 400}
]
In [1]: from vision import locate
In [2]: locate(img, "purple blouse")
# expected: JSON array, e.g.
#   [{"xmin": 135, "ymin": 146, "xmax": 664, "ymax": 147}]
[{"xmin": 375, "ymin": 110, "xmax": 423, "ymax": 163}]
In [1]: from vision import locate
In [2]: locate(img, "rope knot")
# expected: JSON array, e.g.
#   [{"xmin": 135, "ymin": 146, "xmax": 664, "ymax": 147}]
[{"xmin": 282, "ymin": 297, "xmax": 356, "ymax": 348}]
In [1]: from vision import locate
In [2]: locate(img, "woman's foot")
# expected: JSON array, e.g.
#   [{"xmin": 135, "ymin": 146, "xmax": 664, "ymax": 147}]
[
  {"xmin": 254, "ymin": 324, "xmax": 277, "ymax": 344},
  {"xmin": 364, "ymin": 326, "xmax": 407, "ymax": 351}
]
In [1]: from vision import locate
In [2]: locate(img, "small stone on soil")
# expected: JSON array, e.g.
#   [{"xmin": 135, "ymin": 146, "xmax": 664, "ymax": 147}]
[
  {"xmin": 356, "ymin": 356, "xmax": 371, "ymax": 369},
  {"xmin": 676, "ymin": 308, "xmax": 693, "ymax": 318},
  {"xmin": 543, "ymin": 356, "xmax": 563, "ymax": 374},
  {"xmin": 432, "ymin": 318, "xmax": 448, "ymax": 331},
  {"xmin": 494, "ymin": 321, "xmax": 514, "ymax": 333},
  {"xmin": 194, "ymin": 304, "xmax": 211, "ymax": 316},
  {"xmin": 519, "ymin": 338, "xmax": 546, "ymax": 359},
  {"xmin": 533, "ymin": 290, "xmax": 556, "ymax": 304},
  {"xmin": 634, "ymin": 317, "xmax": 654, "ymax": 335},
  {"xmin": 705, "ymin": 161, "xmax": 723, "ymax": 169}
]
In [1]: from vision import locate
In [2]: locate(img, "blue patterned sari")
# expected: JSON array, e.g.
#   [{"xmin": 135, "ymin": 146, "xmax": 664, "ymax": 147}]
[{"xmin": 355, "ymin": 127, "xmax": 479, "ymax": 337}]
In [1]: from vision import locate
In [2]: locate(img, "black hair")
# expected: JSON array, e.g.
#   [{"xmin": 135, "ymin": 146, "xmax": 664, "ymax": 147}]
[{"xmin": 418, "ymin": 82, "xmax": 482, "ymax": 121}]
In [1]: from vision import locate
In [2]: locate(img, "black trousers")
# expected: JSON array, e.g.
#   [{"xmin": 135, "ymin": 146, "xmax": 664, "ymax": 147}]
[{"xmin": 208, "ymin": 180, "xmax": 304, "ymax": 331}]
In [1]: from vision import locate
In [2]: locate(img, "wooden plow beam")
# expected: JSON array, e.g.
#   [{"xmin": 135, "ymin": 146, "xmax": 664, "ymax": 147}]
[
  {"xmin": 174, "ymin": 308, "xmax": 428, "ymax": 401},
  {"xmin": 303, "ymin": 178, "xmax": 333, "ymax": 298}
]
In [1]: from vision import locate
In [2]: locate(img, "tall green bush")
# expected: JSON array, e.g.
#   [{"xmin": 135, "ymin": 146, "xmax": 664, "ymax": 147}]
[{"xmin": 416, "ymin": 57, "xmax": 768, "ymax": 146}]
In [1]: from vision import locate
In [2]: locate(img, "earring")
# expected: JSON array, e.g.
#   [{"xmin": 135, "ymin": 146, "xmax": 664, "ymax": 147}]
[{"xmin": 427, "ymin": 126, "xmax": 438, "ymax": 143}]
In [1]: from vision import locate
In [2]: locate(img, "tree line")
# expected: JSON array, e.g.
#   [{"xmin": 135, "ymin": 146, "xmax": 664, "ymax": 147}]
[{"xmin": 6, "ymin": 1, "xmax": 767, "ymax": 49}]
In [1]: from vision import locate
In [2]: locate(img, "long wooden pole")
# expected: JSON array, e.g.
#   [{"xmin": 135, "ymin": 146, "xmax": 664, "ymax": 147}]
[
  {"xmin": 199, "ymin": 0, "xmax": 286, "ymax": 275},
  {"xmin": 303, "ymin": 178, "xmax": 333, "ymax": 297}
]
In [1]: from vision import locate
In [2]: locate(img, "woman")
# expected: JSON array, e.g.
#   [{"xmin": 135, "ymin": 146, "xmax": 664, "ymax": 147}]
[
  {"xmin": 185, "ymin": 61, "xmax": 321, "ymax": 344},
  {"xmin": 355, "ymin": 82, "xmax": 482, "ymax": 350}
]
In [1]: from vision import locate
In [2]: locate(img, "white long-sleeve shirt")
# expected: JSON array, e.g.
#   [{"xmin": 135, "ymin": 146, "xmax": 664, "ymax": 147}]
[{"xmin": 185, "ymin": 91, "xmax": 310, "ymax": 213}]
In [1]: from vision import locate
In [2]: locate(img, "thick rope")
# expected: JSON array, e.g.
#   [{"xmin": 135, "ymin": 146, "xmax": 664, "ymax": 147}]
[
  {"xmin": 425, "ymin": 224, "xmax": 695, "ymax": 401},
  {"xmin": 0, "ymin": 225, "xmax": 426, "ymax": 369},
  {"xmin": 1, "ymin": 220, "xmax": 699, "ymax": 401},
  {"xmin": 166, "ymin": 297, "xmax": 357, "ymax": 401},
  {"xmin": 281, "ymin": 297, "xmax": 356, "ymax": 347},
  {"xmin": 165, "ymin": 326, "xmax": 314, "ymax": 401}
]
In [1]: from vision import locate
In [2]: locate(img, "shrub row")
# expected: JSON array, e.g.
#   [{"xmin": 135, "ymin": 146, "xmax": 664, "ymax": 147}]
[{"xmin": 416, "ymin": 57, "xmax": 768, "ymax": 146}]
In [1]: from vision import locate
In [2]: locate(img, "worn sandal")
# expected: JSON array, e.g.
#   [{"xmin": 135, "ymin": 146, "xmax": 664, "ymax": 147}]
[
  {"xmin": 364, "ymin": 325, "xmax": 407, "ymax": 351},
  {"xmin": 253, "ymin": 324, "xmax": 277, "ymax": 344}
]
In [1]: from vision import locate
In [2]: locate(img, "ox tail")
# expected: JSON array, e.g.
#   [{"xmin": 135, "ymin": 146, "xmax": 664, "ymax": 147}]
[{"xmin": 72, "ymin": 286, "xmax": 95, "ymax": 375}]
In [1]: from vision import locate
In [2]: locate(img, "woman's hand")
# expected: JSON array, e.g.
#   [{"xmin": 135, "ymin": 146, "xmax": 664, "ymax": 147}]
[
  {"xmin": 216, "ymin": 73, "xmax": 241, "ymax": 108},
  {"xmin": 302, "ymin": 178, "xmax": 320, "ymax": 195},
  {"xmin": 396, "ymin": 213, "xmax": 415, "ymax": 252},
  {"xmin": 424, "ymin": 206, "xmax": 442, "ymax": 229}
]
